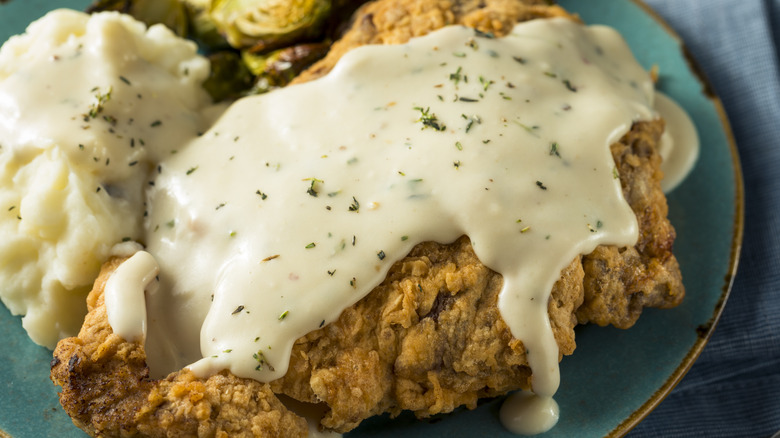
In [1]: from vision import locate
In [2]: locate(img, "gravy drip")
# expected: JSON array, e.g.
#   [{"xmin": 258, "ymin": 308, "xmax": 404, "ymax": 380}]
[{"xmin": 137, "ymin": 18, "xmax": 654, "ymax": 402}]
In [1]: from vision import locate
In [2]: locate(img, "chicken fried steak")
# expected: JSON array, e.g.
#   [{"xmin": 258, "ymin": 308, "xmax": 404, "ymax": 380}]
[{"xmin": 51, "ymin": 0, "xmax": 684, "ymax": 436}]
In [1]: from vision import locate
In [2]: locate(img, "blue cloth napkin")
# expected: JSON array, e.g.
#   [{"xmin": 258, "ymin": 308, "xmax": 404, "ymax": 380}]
[{"xmin": 629, "ymin": 1, "xmax": 780, "ymax": 437}]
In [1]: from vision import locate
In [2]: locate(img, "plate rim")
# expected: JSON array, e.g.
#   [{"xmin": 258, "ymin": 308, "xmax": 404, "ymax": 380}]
[
  {"xmin": 0, "ymin": 0, "xmax": 746, "ymax": 437},
  {"xmin": 606, "ymin": 1, "xmax": 745, "ymax": 436}
]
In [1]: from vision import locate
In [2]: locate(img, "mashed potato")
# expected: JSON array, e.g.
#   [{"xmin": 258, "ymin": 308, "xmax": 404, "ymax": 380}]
[{"xmin": 0, "ymin": 9, "xmax": 213, "ymax": 347}]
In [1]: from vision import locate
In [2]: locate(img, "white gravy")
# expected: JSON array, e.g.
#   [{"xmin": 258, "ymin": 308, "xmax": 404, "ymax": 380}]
[
  {"xmin": 0, "ymin": 8, "xmax": 699, "ymax": 435},
  {"xmin": 655, "ymin": 92, "xmax": 699, "ymax": 193},
  {"xmin": 104, "ymin": 250, "xmax": 159, "ymax": 342},
  {"xmin": 137, "ymin": 17, "xmax": 653, "ymax": 400},
  {"xmin": 500, "ymin": 391, "xmax": 560, "ymax": 435}
]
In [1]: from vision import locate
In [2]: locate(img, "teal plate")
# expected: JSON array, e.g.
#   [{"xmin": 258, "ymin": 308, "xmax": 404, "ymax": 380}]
[{"xmin": 0, "ymin": 0, "xmax": 742, "ymax": 436}]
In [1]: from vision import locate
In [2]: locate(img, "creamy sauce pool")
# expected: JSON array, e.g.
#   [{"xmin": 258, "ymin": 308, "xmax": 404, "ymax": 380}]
[
  {"xmin": 129, "ymin": 17, "xmax": 655, "ymax": 404},
  {"xmin": 656, "ymin": 92, "xmax": 700, "ymax": 193}
]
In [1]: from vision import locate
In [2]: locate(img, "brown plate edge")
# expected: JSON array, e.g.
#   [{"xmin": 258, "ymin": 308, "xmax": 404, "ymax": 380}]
[{"xmin": 606, "ymin": 1, "xmax": 745, "ymax": 437}]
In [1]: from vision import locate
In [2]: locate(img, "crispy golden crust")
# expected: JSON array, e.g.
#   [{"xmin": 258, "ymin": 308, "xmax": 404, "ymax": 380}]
[
  {"xmin": 270, "ymin": 238, "xmax": 584, "ymax": 431},
  {"xmin": 50, "ymin": 257, "xmax": 309, "ymax": 438},
  {"xmin": 577, "ymin": 119, "xmax": 684, "ymax": 328},
  {"xmin": 293, "ymin": 0, "xmax": 574, "ymax": 84},
  {"xmin": 51, "ymin": 0, "xmax": 684, "ymax": 435}
]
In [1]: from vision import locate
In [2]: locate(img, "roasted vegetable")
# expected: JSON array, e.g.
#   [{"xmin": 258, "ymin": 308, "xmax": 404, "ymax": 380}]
[
  {"xmin": 243, "ymin": 42, "xmax": 329, "ymax": 93},
  {"xmin": 209, "ymin": 0, "xmax": 332, "ymax": 51},
  {"xmin": 86, "ymin": 0, "xmax": 363, "ymax": 98},
  {"xmin": 87, "ymin": 0, "xmax": 189, "ymax": 36},
  {"xmin": 202, "ymin": 51, "xmax": 255, "ymax": 101},
  {"xmin": 181, "ymin": 0, "xmax": 232, "ymax": 49}
]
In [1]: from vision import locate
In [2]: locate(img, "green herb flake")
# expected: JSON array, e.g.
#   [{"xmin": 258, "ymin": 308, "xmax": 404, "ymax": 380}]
[
  {"xmin": 278, "ymin": 310, "xmax": 289, "ymax": 320},
  {"xmin": 150, "ymin": 120, "xmax": 162, "ymax": 127},
  {"xmin": 401, "ymin": 235, "xmax": 409, "ymax": 241},
  {"xmin": 303, "ymin": 177, "xmax": 323, "ymax": 197},
  {"xmin": 513, "ymin": 121, "xmax": 540, "ymax": 136},
  {"xmin": 461, "ymin": 114, "xmax": 482, "ymax": 133},
  {"xmin": 478, "ymin": 75, "xmax": 494, "ymax": 91},
  {"xmin": 413, "ymin": 106, "xmax": 446, "ymax": 131},
  {"xmin": 256, "ymin": 190, "xmax": 268, "ymax": 200},
  {"xmin": 349, "ymin": 196, "xmax": 360, "ymax": 212},
  {"xmin": 455, "ymin": 141, "xmax": 463, "ymax": 151},
  {"xmin": 536, "ymin": 181, "xmax": 548, "ymax": 190},
  {"xmin": 253, "ymin": 350, "xmax": 274, "ymax": 371},
  {"xmin": 377, "ymin": 250, "xmax": 386, "ymax": 260},
  {"xmin": 186, "ymin": 166, "xmax": 198, "ymax": 175},
  {"xmin": 232, "ymin": 305, "xmax": 245, "ymax": 315},
  {"xmin": 549, "ymin": 142, "xmax": 561, "ymax": 157},
  {"xmin": 474, "ymin": 29, "xmax": 495, "ymax": 39},
  {"xmin": 119, "ymin": 76, "xmax": 131, "ymax": 85},
  {"xmin": 305, "ymin": 242, "xmax": 316, "ymax": 249},
  {"xmin": 449, "ymin": 67, "xmax": 463, "ymax": 87},
  {"xmin": 86, "ymin": 86, "xmax": 112, "ymax": 119}
]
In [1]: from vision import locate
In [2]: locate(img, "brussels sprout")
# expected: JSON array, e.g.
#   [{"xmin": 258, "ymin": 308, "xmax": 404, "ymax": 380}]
[
  {"xmin": 87, "ymin": 0, "xmax": 189, "ymax": 36},
  {"xmin": 243, "ymin": 42, "xmax": 329, "ymax": 93},
  {"xmin": 209, "ymin": 0, "xmax": 332, "ymax": 51},
  {"xmin": 180, "ymin": 0, "xmax": 232, "ymax": 50},
  {"xmin": 202, "ymin": 51, "xmax": 255, "ymax": 101}
]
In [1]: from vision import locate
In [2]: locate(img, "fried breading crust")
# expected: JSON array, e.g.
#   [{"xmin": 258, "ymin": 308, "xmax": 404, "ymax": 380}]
[
  {"xmin": 50, "ymin": 257, "xmax": 309, "ymax": 438},
  {"xmin": 51, "ymin": 0, "xmax": 684, "ymax": 435},
  {"xmin": 293, "ymin": 0, "xmax": 573, "ymax": 84}
]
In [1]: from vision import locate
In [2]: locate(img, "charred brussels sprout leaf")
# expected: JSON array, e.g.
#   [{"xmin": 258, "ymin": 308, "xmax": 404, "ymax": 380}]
[
  {"xmin": 210, "ymin": 0, "xmax": 332, "ymax": 51},
  {"xmin": 181, "ymin": 0, "xmax": 232, "ymax": 50},
  {"xmin": 243, "ymin": 42, "xmax": 329, "ymax": 93},
  {"xmin": 87, "ymin": 0, "xmax": 189, "ymax": 36},
  {"xmin": 203, "ymin": 51, "xmax": 255, "ymax": 101}
]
